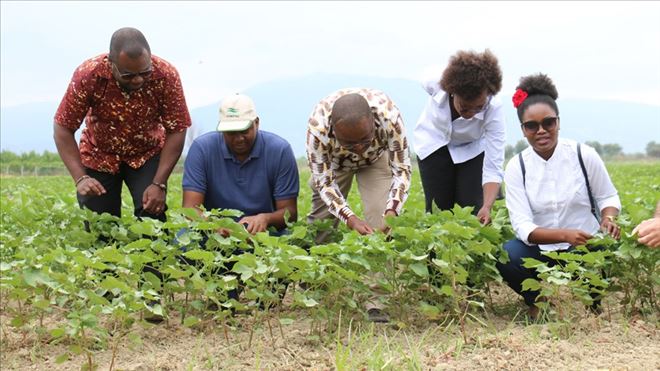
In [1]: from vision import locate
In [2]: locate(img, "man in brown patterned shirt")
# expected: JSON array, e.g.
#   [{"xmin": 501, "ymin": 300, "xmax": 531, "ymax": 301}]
[
  {"xmin": 54, "ymin": 27, "xmax": 191, "ymax": 222},
  {"xmin": 306, "ymin": 88, "xmax": 412, "ymax": 236}
]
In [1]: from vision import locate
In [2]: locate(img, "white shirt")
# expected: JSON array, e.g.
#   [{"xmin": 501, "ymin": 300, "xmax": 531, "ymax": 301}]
[
  {"xmin": 413, "ymin": 79, "xmax": 506, "ymax": 185},
  {"xmin": 504, "ymin": 138, "xmax": 621, "ymax": 251}
]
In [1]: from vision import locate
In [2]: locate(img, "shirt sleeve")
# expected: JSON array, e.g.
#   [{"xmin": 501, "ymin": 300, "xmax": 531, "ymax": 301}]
[
  {"xmin": 53, "ymin": 66, "xmax": 93, "ymax": 130},
  {"xmin": 481, "ymin": 102, "xmax": 506, "ymax": 185},
  {"xmin": 385, "ymin": 107, "xmax": 412, "ymax": 215},
  {"xmin": 306, "ymin": 112, "xmax": 356, "ymax": 223},
  {"xmin": 273, "ymin": 142, "xmax": 300, "ymax": 200},
  {"xmin": 182, "ymin": 140, "xmax": 207, "ymax": 194},
  {"xmin": 159, "ymin": 66, "xmax": 192, "ymax": 133},
  {"xmin": 504, "ymin": 154, "xmax": 539, "ymax": 245},
  {"xmin": 581, "ymin": 144, "xmax": 621, "ymax": 212}
]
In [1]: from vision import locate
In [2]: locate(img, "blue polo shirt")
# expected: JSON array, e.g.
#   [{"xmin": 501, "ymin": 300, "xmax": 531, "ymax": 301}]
[{"xmin": 182, "ymin": 130, "xmax": 299, "ymax": 218}]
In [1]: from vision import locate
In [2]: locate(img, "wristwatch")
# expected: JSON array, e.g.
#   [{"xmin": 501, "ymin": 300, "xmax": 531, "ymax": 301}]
[{"xmin": 152, "ymin": 182, "xmax": 167, "ymax": 192}]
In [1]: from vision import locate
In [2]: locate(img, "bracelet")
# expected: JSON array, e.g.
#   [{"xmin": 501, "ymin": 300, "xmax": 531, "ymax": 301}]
[
  {"xmin": 75, "ymin": 175, "xmax": 90, "ymax": 186},
  {"xmin": 605, "ymin": 215, "xmax": 616, "ymax": 222},
  {"xmin": 151, "ymin": 182, "xmax": 167, "ymax": 192}
]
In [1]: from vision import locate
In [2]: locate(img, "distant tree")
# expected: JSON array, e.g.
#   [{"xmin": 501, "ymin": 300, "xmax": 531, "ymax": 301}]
[
  {"xmin": 514, "ymin": 140, "xmax": 528, "ymax": 154},
  {"xmin": 0, "ymin": 150, "xmax": 19, "ymax": 163},
  {"xmin": 602, "ymin": 143, "xmax": 623, "ymax": 158},
  {"xmin": 504, "ymin": 144, "xmax": 514, "ymax": 160},
  {"xmin": 585, "ymin": 141, "xmax": 603, "ymax": 155},
  {"xmin": 646, "ymin": 141, "xmax": 660, "ymax": 158}
]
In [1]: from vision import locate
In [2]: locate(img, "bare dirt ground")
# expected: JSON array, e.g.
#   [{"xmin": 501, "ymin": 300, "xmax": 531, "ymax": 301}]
[{"xmin": 2, "ymin": 284, "xmax": 658, "ymax": 370}]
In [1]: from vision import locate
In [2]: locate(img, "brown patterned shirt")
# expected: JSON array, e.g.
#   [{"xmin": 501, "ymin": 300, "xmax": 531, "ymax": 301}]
[
  {"xmin": 306, "ymin": 88, "xmax": 411, "ymax": 223},
  {"xmin": 54, "ymin": 54, "xmax": 192, "ymax": 174}
]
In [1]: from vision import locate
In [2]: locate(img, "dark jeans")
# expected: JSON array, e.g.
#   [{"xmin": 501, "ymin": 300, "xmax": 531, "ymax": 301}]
[
  {"xmin": 496, "ymin": 239, "xmax": 603, "ymax": 307},
  {"xmin": 77, "ymin": 155, "xmax": 166, "ymax": 221},
  {"xmin": 418, "ymin": 146, "xmax": 484, "ymax": 214}
]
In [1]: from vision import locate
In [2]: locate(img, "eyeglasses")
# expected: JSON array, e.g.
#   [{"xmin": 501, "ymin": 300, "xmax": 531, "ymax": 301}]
[
  {"xmin": 112, "ymin": 62, "xmax": 153, "ymax": 80},
  {"xmin": 337, "ymin": 134, "xmax": 374, "ymax": 150},
  {"xmin": 521, "ymin": 116, "xmax": 559, "ymax": 133},
  {"xmin": 453, "ymin": 94, "xmax": 492, "ymax": 115}
]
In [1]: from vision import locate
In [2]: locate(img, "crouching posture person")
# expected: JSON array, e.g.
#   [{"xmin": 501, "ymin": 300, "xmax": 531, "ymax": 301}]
[
  {"xmin": 496, "ymin": 73, "xmax": 621, "ymax": 320},
  {"xmin": 181, "ymin": 93, "xmax": 299, "ymax": 310}
]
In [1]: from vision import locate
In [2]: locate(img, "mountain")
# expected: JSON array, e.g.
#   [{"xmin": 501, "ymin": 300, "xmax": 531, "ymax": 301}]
[{"xmin": 2, "ymin": 74, "xmax": 659, "ymax": 156}]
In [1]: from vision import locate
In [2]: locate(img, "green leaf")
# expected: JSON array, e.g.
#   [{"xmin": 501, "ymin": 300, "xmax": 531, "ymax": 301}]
[
  {"xmin": 55, "ymin": 353, "xmax": 69, "ymax": 364},
  {"xmin": 409, "ymin": 263, "xmax": 429, "ymax": 277},
  {"xmin": 183, "ymin": 249, "xmax": 215, "ymax": 264},
  {"xmin": 521, "ymin": 278, "xmax": 541, "ymax": 291},
  {"xmin": 232, "ymin": 262, "xmax": 254, "ymax": 281},
  {"xmin": 183, "ymin": 316, "xmax": 200, "ymax": 327},
  {"xmin": 50, "ymin": 328, "xmax": 66, "ymax": 339},
  {"xmin": 303, "ymin": 297, "xmax": 319, "ymax": 307},
  {"xmin": 419, "ymin": 302, "xmax": 440, "ymax": 319},
  {"xmin": 440, "ymin": 285, "xmax": 454, "ymax": 297},
  {"xmin": 279, "ymin": 318, "xmax": 295, "ymax": 325}
]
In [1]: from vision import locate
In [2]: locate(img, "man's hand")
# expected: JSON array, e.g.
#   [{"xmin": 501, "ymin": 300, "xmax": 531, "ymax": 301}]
[
  {"xmin": 76, "ymin": 176, "xmax": 106, "ymax": 196},
  {"xmin": 600, "ymin": 217, "xmax": 621, "ymax": 240},
  {"xmin": 562, "ymin": 229, "xmax": 592, "ymax": 246},
  {"xmin": 216, "ymin": 228, "xmax": 231, "ymax": 238},
  {"xmin": 632, "ymin": 218, "xmax": 660, "ymax": 248},
  {"xmin": 347, "ymin": 215, "xmax": 374, "ymax": 235},
  {"xmin": 142, "ymin": 184, "xmax": 166, "ymax": 215},
  {"xmin": 381, "ymin": 209, "xmax": 397, "ymax": 233},
  {"xmin": 239, "ymin": 214, "xmax": 269, "ymax": 235},
  {"xmin": 476, "ymin": 206, "xmax": 491, "ymax": 225}
]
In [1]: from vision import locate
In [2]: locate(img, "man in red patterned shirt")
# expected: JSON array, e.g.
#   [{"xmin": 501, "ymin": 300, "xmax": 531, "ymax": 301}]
[{"xmin": 54, "ymin": 27, "xmax": 191, "ymax": 221}]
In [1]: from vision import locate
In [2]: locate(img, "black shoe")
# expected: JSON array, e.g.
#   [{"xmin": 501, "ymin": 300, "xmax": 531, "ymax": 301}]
[{"xmin": 367, "ymin": 308, "xmax": 389, "ymax": 323}]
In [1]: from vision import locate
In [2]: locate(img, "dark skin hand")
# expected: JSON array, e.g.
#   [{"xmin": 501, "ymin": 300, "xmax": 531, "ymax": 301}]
[
  {"xmin": 183, "ymin": 190, "xmax": 297, "ymax": 236},
  {"xmin": 54, "ymin": 115, "xmax": 185, "ymax": 215}
]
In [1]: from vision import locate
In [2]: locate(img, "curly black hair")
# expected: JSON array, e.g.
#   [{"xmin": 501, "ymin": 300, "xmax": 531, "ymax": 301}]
[
  {"xmin": 515, "ymin": 73, "xmax": 559, "ymax": 122},
  {"xmin": 440, "ymin": 49, "xmax": 502, "ymax": 100}
]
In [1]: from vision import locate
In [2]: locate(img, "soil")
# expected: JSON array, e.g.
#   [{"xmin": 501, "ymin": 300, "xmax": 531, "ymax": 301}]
[{"xmin": 1, "ymin": 284, "xmax": 658, "ymax": 370}]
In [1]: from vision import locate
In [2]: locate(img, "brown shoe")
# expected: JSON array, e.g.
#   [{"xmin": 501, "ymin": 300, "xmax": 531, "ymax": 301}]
[{"xmin": 527, "ymin": 305, "xmax": 541, "ymax": 321}]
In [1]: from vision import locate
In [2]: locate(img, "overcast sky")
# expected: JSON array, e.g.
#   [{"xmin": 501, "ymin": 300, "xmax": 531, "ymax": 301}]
[{"xmin": 2, "ymin": 1, "xmax": 659, "ymax": 109}]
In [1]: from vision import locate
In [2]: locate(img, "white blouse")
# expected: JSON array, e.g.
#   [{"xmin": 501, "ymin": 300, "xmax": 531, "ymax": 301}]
[
  {"xmin": 504, "ymin": 138, "xmax": 621, "ymax": 251},
  {"xmin": 413, "ymin": 79, "xmax": 506, "ymax": 185}
]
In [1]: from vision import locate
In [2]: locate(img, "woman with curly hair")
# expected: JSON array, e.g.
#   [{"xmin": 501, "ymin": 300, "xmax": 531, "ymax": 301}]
[
  {"xmin": 497, "ymin": 73, "xmax": 621, "ymax": 319},
  {"xmin": 414, "ymin": 49, "xmax": 505, "ymax": 224}
]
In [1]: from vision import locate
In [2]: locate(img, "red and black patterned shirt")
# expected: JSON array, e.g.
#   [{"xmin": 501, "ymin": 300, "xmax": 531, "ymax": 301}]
[{"xmin": 54, "ymin": 53, "xmax": 192, "ymax": 174}]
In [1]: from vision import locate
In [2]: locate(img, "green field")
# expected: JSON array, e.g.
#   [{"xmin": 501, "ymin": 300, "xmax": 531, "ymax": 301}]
[{"xmin": 1, "ymin": 162, "xmax": 658, "ymax": 370}]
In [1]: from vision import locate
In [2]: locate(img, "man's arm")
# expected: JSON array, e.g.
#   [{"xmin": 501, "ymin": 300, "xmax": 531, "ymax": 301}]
[{"xmin": 53, "ymin": 123, "xmax": 106, "ymax": 196}]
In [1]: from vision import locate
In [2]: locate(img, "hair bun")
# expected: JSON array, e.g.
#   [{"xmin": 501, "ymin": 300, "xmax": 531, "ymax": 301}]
[{"xmin": 516, "ymin": 73, "xmax": 558, "ymax": 100}]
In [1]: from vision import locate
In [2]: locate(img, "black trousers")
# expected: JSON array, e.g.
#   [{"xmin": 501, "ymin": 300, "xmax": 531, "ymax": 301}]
[
  {"xmin": 418, "ymin": 146, "xmax": 484, "ymax": 214},
  {"xmin": 77, "ymin": 155, "xmax": 166, "ymax": 221}
]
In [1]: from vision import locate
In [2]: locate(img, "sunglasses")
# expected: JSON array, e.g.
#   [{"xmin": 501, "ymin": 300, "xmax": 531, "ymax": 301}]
[
  {"xmin": 112, "ymin": 62, "xmax": 153, "ymax": 80},
  {"xmin": 521, "ymin": 116, "xmax": 559, "ymax": 133}
]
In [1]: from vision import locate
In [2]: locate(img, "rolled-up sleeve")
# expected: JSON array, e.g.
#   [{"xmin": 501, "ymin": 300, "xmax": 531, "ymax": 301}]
[
  {"xmin": 504, "ymin": 155, "xmax": 538, "ymax": 245},
  {"xmin": 481, "ymin": 102, "xmax": 506, "ymax": 185},
  {"xmin": 385, "ymin": 108, "xmax": 412, "ymax": 215}
]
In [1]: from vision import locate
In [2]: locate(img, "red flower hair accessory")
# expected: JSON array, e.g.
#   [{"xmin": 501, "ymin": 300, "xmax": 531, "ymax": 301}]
[{"xmin": 512, "ymin": 89, "xmax": 528, "ymax": 108}]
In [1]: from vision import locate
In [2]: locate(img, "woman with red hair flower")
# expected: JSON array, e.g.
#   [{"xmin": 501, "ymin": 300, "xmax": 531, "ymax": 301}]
[{"xmin": 497, "ymin": 73, "xmax": 621, "ymax": 320}]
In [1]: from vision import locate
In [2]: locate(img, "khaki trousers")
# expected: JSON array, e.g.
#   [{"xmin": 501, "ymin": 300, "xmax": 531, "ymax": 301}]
[
  {"xmin": 307, "ymin": 153, "xmax": 392, "ymax": 231},
  {"xmin": 307, "ymin": 154, "xmax": 392, "ymax": 312}
]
